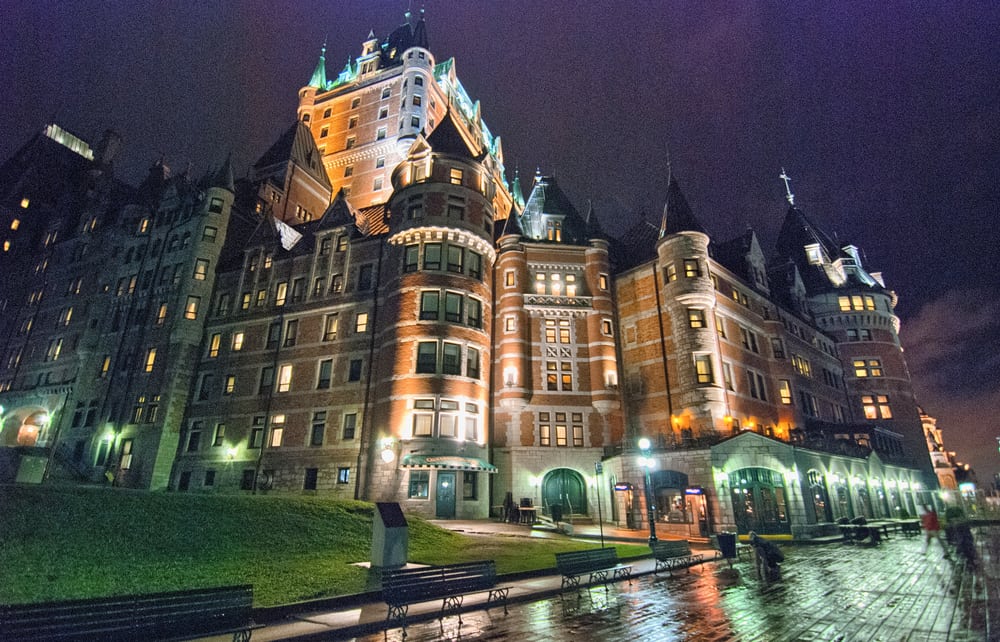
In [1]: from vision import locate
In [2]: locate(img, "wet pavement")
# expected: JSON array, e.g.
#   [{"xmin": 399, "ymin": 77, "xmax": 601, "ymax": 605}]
[
  {"xmin": 198, "ymin": 523, "xmax": 999, "ymax": 642},
  {"xmin": 353, "ymin": 526, "xmax": 999, "ymax": 642}
]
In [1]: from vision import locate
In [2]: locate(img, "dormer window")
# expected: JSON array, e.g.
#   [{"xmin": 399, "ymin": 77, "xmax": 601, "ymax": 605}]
[
  {"xmin": 805, "ymin": 244, "xmax": 823, "ymax": 265},
  {"xmin": 546, "ymin": 220, "xmax": 562, "ymax": 242}
]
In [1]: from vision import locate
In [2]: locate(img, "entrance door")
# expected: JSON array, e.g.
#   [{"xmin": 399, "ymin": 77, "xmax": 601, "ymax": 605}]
[
  {"xmin": 436, "ymin": 472, "xmax": 456, "ymax": 518},
  {"xmin": 542, "ymin": 468, "xmax": 587, "ymax": 517}
]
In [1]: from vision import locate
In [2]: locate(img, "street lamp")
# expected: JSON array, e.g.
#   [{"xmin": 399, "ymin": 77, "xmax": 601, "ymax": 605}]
[{"xmin": 637, "ymin": 437, "xmax": 657, "ymax": 543}]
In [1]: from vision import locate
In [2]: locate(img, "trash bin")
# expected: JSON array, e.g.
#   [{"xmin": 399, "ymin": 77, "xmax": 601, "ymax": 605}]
[
  {"xmin": 550, "ymin": 504, "xmax": 563, "ymax": 523},
  {"xmin": 717, "ymin": 531, "xmax": 737, "ymax": 559}
]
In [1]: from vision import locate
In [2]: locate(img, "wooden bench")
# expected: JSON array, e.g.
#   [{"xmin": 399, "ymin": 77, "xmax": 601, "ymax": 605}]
[
  {"xmin": 651, "ymin": 540, "xmax": 706, "ymax": 575},
  {"xmin": 555, "ymin": 547, "xmax": 632, "ymax": 591},
  {"xmin": 0, "ymin": 585, "xmax": 259, "ymax": 642},
  {"xmin": 382, "ymin": 561, "xmax": 509, "ymax": 636}
]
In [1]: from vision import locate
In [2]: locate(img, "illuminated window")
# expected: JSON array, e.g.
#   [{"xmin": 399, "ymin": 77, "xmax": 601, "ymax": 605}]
[
  {"xmin": 665, "ymin": 263, "xmax": 677, "ymax": 282},
  {"xmin": 11, "ymin": 218, "xmax": 20, "ymax": 230},
  {"xmin": 599, "ymin": 273, "xmax": 609, "ymax": 290},
  {"xmin": 546, "ymin": 220, "xmax": 561, "ymax": 241},
  {"xmin": 330, "ymin": 274, "xmax": 344, "ymax": 292},
  {"xmin": 539, "ymin": 412, "xmax": 551, "ymax": 446},
  {"xmin": 566, "ymin": 273, "xmax": 576, "ymax": 297},
  {"xmin": 208, "ymin": 333, "xmax": 221, "ymax": 358},
  {"xmin": 694, "ymin": 354, "xmax": 714, "ymax": 384},
  {"xmin": 120, "ymin": 439, "xmax": 134, "ymax": 469},
  {"xmin": 323, "ymin": 314, "xmax": 338, "ymax": 341},
  {"xmin": 413, "ymin": 400, "xmax": 435, "ymax": 436},
  {"xmin": 853, "ymin": 359, "xmax": 883, "ymax": 377},
  {"xmin": 535, "ymin": 272, "xmax": 546, "ymax": 294},
  {"xmin": 193, "ymin": 259, "xmax": 209, "ymax": 281},
  {"xmin": 449, "ymin": 168, "xmax": 463, "ymax": 185},
  {"xmin": 184, "ymin": 296, "xmax": 200, "ymax": 320},
  {"xmin": 688, "ymin": 308, "xmax": 707, "ymax": 328},
  {"xmin": 241, "ymin": 292, "xmax": 251, "ymax": 310},
  {"xmin": 355, "ymin": 312, "xmax": 368, "ymax": 333},
  {"xmin": 715, "ymin": 315, "xmax": 727, "ymax": 338},
  {"xmin": 409, "ymin": 471, "xmax": 429, "ymax": 498},
  {"xmin": 144, "ymin": 348, "xmax": 156, "ymax": 372},
  {"xmin": 505, "ymin": 271, "xmax": 515, "ymax": 287},
  {"xmin": 779, "ymin": 379, "xmax": 793, "ymax": 404},
  {"xmin": 232, "ymin": 331, "xmax": 244, "ymax": 351},
  {"xmin": 100, "ymin": 355, "xmax": 111, "ymax": 377},
  {"xmin": 791, "ymin": 354, "xmax": 812, "ymax": 377},
  {"xmin": 505, "ymin": 316, "xmax": 515, "ymax": 332},
  {"xmin": 20, "ymin": 198, "xmax": 29, "ymax": 208},
  {"xmin": 270, "ymin": 415, "xmax": 285, "ymax": 447},
  {"xmin": 684, "ymin": 259, "xmax": 701, "ymax": 277},
  {"xmin": 555, "ymin": 413, "xmax": 567, "ymax": 446},
  {"xmin": 277, "ymin": 364, "xmax": 293, "ymax": 392},
  {"xmin": 275, "ymin": 282, "xmax": 288, "ymax": 306},
  {"xmin": 224, "ymin": 375, "xmax": 235, "ymax": 395}
]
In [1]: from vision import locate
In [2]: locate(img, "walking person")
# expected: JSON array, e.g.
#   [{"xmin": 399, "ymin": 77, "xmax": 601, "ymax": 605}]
[
  {"xmin": 920, "ymin": 504, "xmax": 951, "ymax": 559},
  {"xmin": 749, "ymin": 531, "xmax": 783, "ymax": 581}
]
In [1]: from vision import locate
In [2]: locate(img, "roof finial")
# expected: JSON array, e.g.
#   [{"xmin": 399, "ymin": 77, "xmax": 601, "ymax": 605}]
[{"xmin": 780, "ymin": 167, "xmax": 795, "ymax": 205}]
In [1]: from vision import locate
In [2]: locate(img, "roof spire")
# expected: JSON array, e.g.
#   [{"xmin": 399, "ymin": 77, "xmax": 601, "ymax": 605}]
[
  {"xmin": 779, "ymin": 167, "xmax": 795, "ymax": 205},
  {"xmin": 660, "ymin": 146, "xmax": 673, "ymax": 239},
  {"xmin": 307, "ymin": 41, "xmax": 328, "ymax": 89}
]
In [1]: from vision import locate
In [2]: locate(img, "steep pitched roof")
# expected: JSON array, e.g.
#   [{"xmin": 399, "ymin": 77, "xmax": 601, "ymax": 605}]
[
  {"xmin": 661, "ymin": 175, "xmax": 706, "ymax": 236},
  {"xmin": 253, "ymin": 121, "xmax": 332, "ymax": 191},
  {"xmin": 611, "ymin": 215, "xmax": 660, "ymax": 271},
  {"xmin": 307, "ymin": 43, "xmax": 328, "ymax": 89},
  {"xmin": 315, "ymin": 189, "xmax": 358, "ymax": 230},
  {"xmin": 425, "ymin": 109, "xmax": 476, "ymax": 159},
  {"xmin": 519, "ymin": 174, "xmax": 591, "ymax": 245}
]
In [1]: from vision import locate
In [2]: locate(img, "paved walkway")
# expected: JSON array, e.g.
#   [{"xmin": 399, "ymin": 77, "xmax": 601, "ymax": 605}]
[{"xmin": 198, "ymin": 523, "xmax": 999, "ymax": 641}]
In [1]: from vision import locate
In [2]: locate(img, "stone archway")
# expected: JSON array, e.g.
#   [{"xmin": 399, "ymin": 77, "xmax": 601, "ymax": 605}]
[
  {"xmin": 729, "ymin": 467, "xmax": 791, "ymax": 535},
  {"xmin": 542, "ymin": 468, "xmax": 587, "ymax": 517}
]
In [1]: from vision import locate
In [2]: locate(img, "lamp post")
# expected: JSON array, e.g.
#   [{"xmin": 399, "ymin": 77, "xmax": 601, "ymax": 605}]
[{"xmin": 637, "ymin": 437, "xmax": 657, "ymax": 544}]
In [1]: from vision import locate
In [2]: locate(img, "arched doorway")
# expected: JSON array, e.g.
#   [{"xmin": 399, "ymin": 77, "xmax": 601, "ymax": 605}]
[
  {"xmin": 542, "ymin": 468, "xmax": 587, "ymax": 517},
  {"xmin": 807, "ymin": 469, "xmax": 833, "ymax": 523},
  {"xmin": 729, "ymin": 467, "xmax": 791, "ymax": 535}
]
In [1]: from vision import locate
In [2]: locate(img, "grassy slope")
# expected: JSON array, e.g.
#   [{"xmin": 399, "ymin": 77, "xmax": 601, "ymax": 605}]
[{"xmin": 0, "ymin": 486, "xmax": 646, "ymax": 606}]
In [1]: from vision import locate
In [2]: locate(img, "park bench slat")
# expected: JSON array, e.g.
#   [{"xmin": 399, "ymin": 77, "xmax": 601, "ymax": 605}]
[
  {"xmin": 0, "ymin": 585, "xmax": 260, "ymax": 642},
  {"xmin": 555, "ymin": 548, "xmax": 632, "ymax": 590},
  {"xmin": 651, "ymin": 540, "xmax": 707, "ymax": 575}
]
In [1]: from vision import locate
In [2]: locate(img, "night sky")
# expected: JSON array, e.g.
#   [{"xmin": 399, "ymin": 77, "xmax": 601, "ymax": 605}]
[{"xmin": 3, "ymin": 1, "xmax": 999, "ymax": 481}]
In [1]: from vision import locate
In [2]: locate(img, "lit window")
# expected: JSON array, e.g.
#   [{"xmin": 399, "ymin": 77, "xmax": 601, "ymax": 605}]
[
  {"xmin": 779, "ymin": 379, "xmax": 793, "ymax": 404},
  {"xmin": 688, "ymin": 308, "xmax": 706, "ymax": 328},
  {"xmin": 505, "ymin": 317, "xmax": 515, "ymax": 332},
  {"xmin": 144, "ymin": 348, "xmax": 156, "ymax": 372},
  {"xmin": 323, "ymin": 314, "xmax": 339, "ymax": 341},
  {"xmin": 694, "ymin": 354, "xmax": 714, "ymax": 384},
  {"xmin": 853, "ymin": 359, "xmax": 883, "ymax": 377},
  {"xmin": 666, "ymin": 263, "xmax": 677, "ymax": 282},
  {"xmin": 184, "ymin": 296, "xmax": 200, "ymax": 320},
  {"xmin": 224, "ymin": 375, "xmax": 235, "ymax": 395},
  {"xmin": 277, "ymin": 364, "xmax": 293, "ymax": 392},
  {"xmin": 715, "ymin": 315, "xmax": 726, "ymax": 338},
  {"xmin": 275, "ymin": 282, "xmax": 288, "ymax": 306},
  {"xmin": 208, "ymin": 333, "xmax": 221, "ymax": 358},
  {"xmin": 355, "ymin": 312, "xmax": 368, "ymax": 333},
  {"xmin": 270, "ymin": 415, "xmax": 285, "ymax": 447},
  {"xmin": 683, "ymin": 259, "xmax": 700, "ymax": 277},
  {"xmin": 232, "ymin": 331, "xmax": 244, "ymax": 351},
  {"xmin": 213, "ymin": 423, "xmax": 226, "ymax": 446},
  {"xmin": 408, "ymin": 471, "xmax": 429, "ymax": 498}
]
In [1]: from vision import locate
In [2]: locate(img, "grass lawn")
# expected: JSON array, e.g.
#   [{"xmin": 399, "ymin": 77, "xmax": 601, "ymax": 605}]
[{"xmin": 0, "ymin": 485, "xmax": 647, "ymax": 607}]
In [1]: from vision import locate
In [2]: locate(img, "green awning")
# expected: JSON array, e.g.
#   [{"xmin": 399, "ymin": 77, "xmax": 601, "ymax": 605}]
[{"xmin": 400, "ymin": 454, "xmax": 497, "ymax": 473}]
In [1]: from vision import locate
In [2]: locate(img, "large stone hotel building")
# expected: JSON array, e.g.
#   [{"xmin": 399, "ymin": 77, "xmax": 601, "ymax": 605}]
[{"xmin": 0, "ymin": 11, "xmax": 945, "ymax": 537}]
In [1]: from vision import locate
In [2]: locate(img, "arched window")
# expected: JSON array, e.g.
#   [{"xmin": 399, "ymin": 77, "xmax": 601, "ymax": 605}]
[{"xmin": 728, "ymin": 467, "xmax": 790, "ymax": 535}]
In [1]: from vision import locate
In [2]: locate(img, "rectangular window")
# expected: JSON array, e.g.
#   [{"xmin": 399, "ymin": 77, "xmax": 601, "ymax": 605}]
[
  {"xmin": 447, "ymin": 245, "xmax": 463, "ymax": 273},
  {"xmin": 275, "ymin": 282, "xmax": 288, "ymax": 307},
  {"xmin": 250, "ymin": 417, "xmax": 265, "ymax": 448},
  {"xmin": 771, "ymin": 337, "xmax": 786, "ymax": 359},
  {"xmin": 445, "ymin": 292, "xmax": 463, "ymax": 323},
  {"xmin": 198, "ymin": 374, "xmax": 214, "ymax": 400},
  {"xmin": 375, "ymin": 128, "xmax": 386, "ymax": 142},
  {"xmin": 208, "ymin": 333, "xmax": 221, "ymax": 358},
  {"xmin": 853, "ymin": 358, "xmax": 884, "ymax": 377},
  {"xmin": 416, "ymin": 341, "xmax": 437, "ymax": 373},
  {"xmin": 358, "ymin": 264, "xmax": 373, "ymax": 291},
  {"xmin": 546, "ymin": 362, "xmax": 558, "ymax": 391},
  {"xmin": 213, "ymin": 423, "xmax": 226, "ymax": 447},
  {"xmin": 331, "ymin": 274, "xmax": 344, "ymax": 293},
  {"xmin": 779, "ymin": 379, "xmax": 793, "ymax": 404},
  {"xmin": 505, "ymin": 317, "xmax": 515, "ymax": 333},
  {"xmin": 345, "ymin": 136, "xmax": 356, "ymax": 149},
  {"xmin": 303, "ymin": 468, "xmax": 318, "ymax": 490},
  {"xmin": 355, "ymin": 312, "xmax": 369, "ymax": 333},
  {"xmin": 408, "ymin": 471, "xmax": 429, "ymax": 498},
  {"xmin": 224, "ymin": 375, "xmax": 235, "ymax": 395},
  {"xmin": 337, "ymin": 467, "xmax": 350, "ymax": 484},
  {"xmin": 420, "ymin": 291, "xmax": 439, "ymax": 320},
  {"xmin": 466, "ymin": 347, "xmax": 481, "ymax": 379},
  {"xmin": 310, "ymin": 411, "xmax": 326, "ymax": 446},
  {"xmin": 266, "ymin": 322, "xmax": 281, "ymax": 349},
  {"xmin": 722, "ymin": 362, "xmax": 735, "ymax": 391},
  {"xmin": 683, "ymin": 259, "xmax": 701, "ymax": 277},
  {"xmin": 688, "ymin": 308, "xmax": 706, "ymax": 328},
  {"xmin": 187, "ymin": 422, "xmax": 202, "ymax": 452},
  {"xmin": 404, "ymin": 245, "xmax": 419, "ymax": 272},
  {"xmin": 323, "ymin": 314, "xmax": 338, "ymax": 341},
  {"xmin": 747, "ymin": 371, "xmax": 768, "ymax": 401},
  {"xmin": 466, "ymin": 298, "xmax": 482, "ymax": 329},
  {"xmin": 317, "ymin": 359, "xmax": 333, "ymax": 389},
  {"xmin": 270, "ymin": 415, "xmax": 285, "ymax": 447},
  {"xmin": 232, "ymin": 331, "xmax": 244, "ymax": 351},
  {"xmin": 463, "ymin": 471, "xmax": 477, "ymax": 500},
  {"xmin": 424, "ymin": 243, "xmax": 441, "ymax": 270},
  {"xmin": 313, "ymin": 277, "xmax": 324, "ymax": 296},
  {"xmin": 277, "ymin": 364, "xmax": 293, "ymax": 392},
  {"xmin": 555, "ymin": 415, "xmax": 568, "ymax": 447},
  {"xmin": 348, "ymin": 359, "xmax": 362, "ymax": 382},
  {"xmin": 259, "ymin": 367, "xmax": 274, "ymax": 394},
  {"xmin": 284, "ymin": 319, "xmax": 298, "ymax": 347},
  {"xmin": 694, "ymin": 354, "xmax": 714, "ymax": 384},
  {"xmin": 715, "ymin": 315, "xmax": 727, "ymax": 338},
  {"xmin": 467, "ymin": 251, "xmax": 482, "ymax": 279},
  {"xmin": 442, "ymin": 342, "xmax": 461, "ymax": 375},
  {"xmin": 193, "ymin": 258, "xmax": 209, "ymax": 280},
  {"xmin": 184, "ymin": 296, "xmax": 200, "ymax": 320},
  {"xmin": 336, "ymin": 235, "xmax": 348, "ymax": 252},
  {"xmin": 144, "ymin": 347, "xmax": 156, "ymax": 372},
  {"xmin": 862, "ymin": 394, "xmax": 893, "ymax": 419},
  {"xmin": 343, "ymin": 412, "xmax": 357, "ymax": 440},
  {"xmin": 539, "ymin": 412, "xmax": 551, "ymax": 446}
]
